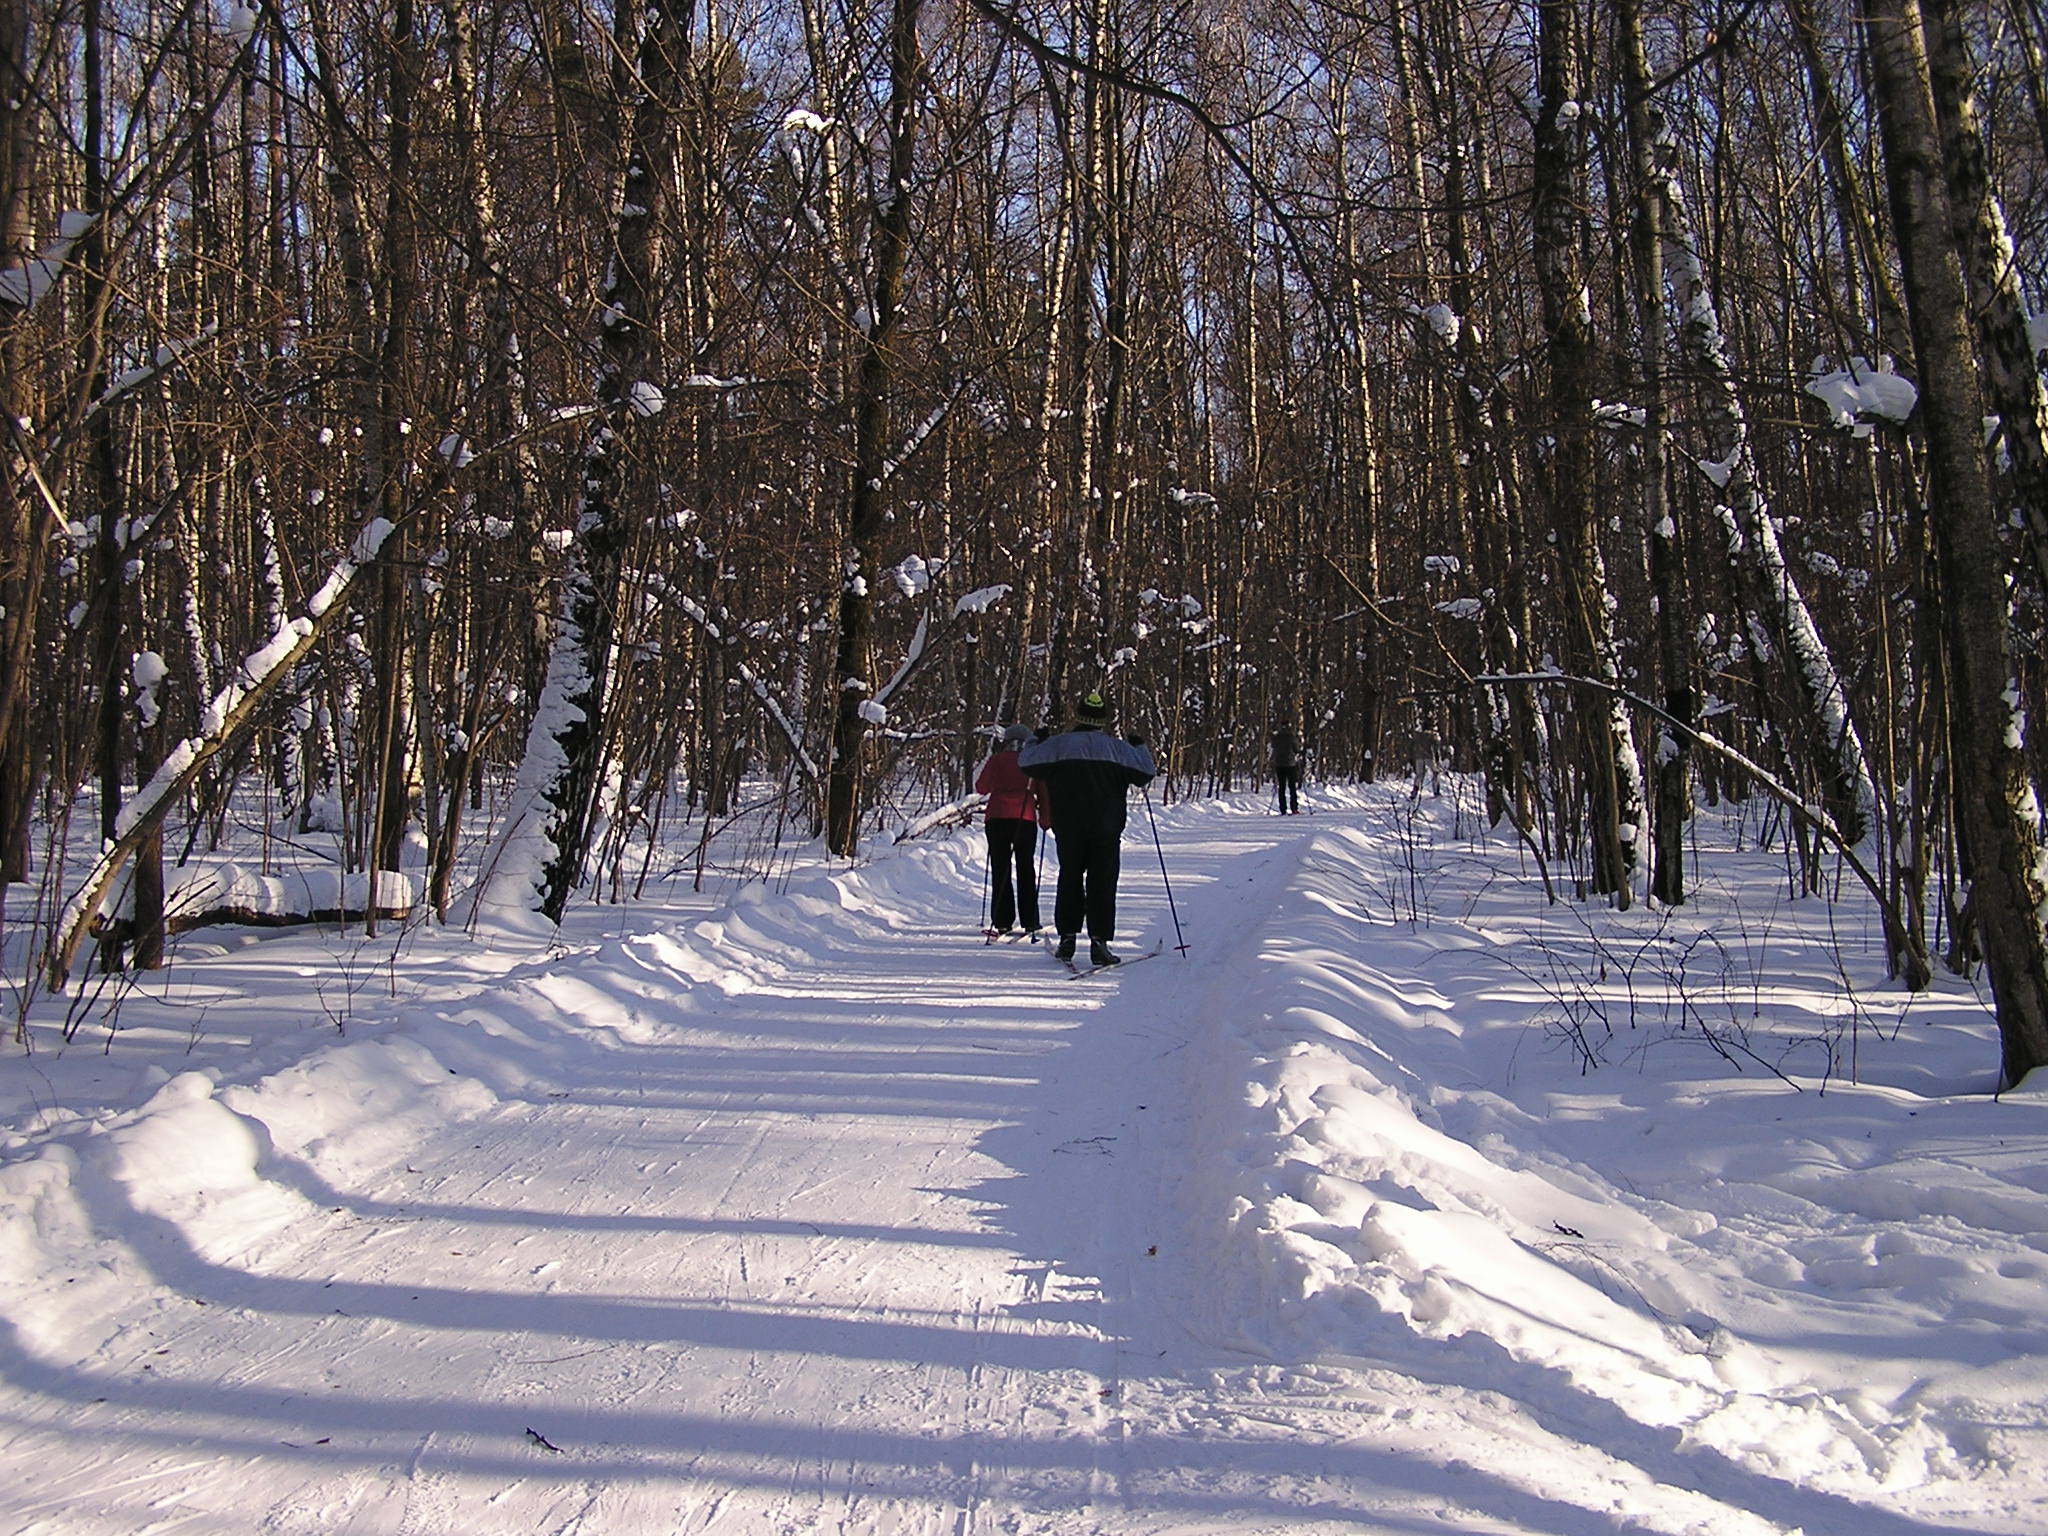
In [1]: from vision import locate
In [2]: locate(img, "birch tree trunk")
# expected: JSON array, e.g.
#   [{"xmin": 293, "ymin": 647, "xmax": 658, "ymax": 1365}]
[
  {"xmin": 368, "ymin": 0, "xmax": 423, "ymax": 924},
  {"xmin": 1862, "ymin": 0, "xmax": 2048, "ymax": 1085},
  {"xmin": 429, "ymin": 0, "xmax": 528, "ymax": 918},
  {"xmin": 1786, "ymin": 0, "xmax": 1913, "ymax": 356},
  {"xmin": 1422, "ymin": 4, "xmax": 1538, "ymax": 828},
  {"xmin": 82, "ymin": 0, "xmax": 133, "ymax": 970},
  {"xmin": 2008, "ymin": 0, "xmax": 2048, "ymax": 163},
  {"xmin": 1618, "ymin": 0, "xmax": 1690, "ymax": 908}
]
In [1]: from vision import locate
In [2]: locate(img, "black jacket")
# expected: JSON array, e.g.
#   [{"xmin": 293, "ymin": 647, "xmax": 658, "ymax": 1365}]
[{"xmin": 1018, "ymin": 727, "xmax": 1157, "ymax": 838}]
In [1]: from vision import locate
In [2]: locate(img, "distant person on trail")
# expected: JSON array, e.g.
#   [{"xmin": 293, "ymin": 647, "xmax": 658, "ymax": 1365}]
[
  {"xmin": 1018, "ymin": 691, "xmax": 1156, "ymax": 966},
  {"xmin": 1268, "ymin": 722, "xmax": 1303, "ymax": 815},
  {"xmin": 1410, "ymin": 727, "xmax": 1444, "ymax": 799},
  {"xmin": 974, "ymin": 723, "xmax": 1050, "ymax": 938}
]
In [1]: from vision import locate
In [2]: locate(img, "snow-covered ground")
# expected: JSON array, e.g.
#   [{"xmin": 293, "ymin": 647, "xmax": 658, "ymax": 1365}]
[{"xmin": 3, "ymin": 781, "xmax": 2044, "ymax": 1534}]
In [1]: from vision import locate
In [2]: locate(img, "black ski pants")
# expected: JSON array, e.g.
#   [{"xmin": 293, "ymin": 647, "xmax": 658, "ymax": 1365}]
[
  {"xmin": 1273, "ymin": 764, "xmax": 1302, "ymax": 814},
  {"xmin": 985, "ymin": 818, "xmax": 1042, "ymax": 931},
  {"xmin": 1051, "ymin": 825, "xmax": 1125, "ymax": 942}
]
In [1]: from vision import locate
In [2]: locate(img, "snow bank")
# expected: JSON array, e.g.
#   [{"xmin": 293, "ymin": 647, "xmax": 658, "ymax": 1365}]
[
  {"xmin": 1181, "ymin": 805, "xmax": 2039, "ymax": 1506},
  {"xmin": 0, "ymin": 1033, "xmax": 494, "ymax": 1370}
]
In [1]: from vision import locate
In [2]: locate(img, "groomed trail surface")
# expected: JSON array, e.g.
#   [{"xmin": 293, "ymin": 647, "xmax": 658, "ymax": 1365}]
[{"xmin": 4, "ymin": 787, "xmax": 2047, "ymax": 1534}]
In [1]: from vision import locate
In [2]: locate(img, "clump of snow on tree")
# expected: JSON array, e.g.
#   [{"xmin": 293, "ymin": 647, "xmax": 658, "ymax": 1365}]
[
  {"xmin": 132, "ymin": 651, "xmax": 168, "ymax": 727},
  {"xmin": 1806, "ymin": 357, "xmax": 1918, "ymax": 436},
  {"xmin": 952, "ymin": 584, "xmax": 1009, "ymax": 615},
  {"xmin": 891, "ymin": 555, "xmax": 931, "ymax": 599},
  {"xmin": 1593, "ymin": 399, "xmax": 1647, "ymax": 427}
]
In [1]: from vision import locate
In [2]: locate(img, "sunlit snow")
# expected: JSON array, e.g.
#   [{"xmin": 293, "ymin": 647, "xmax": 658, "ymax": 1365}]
[{"xmin": 4, "ymin": 783, "xmax": 2045, "ymax": 1533}]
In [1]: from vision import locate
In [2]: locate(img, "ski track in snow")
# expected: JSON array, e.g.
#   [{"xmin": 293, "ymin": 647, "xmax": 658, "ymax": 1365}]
[{"xmin": 2, "ymin": 787, "xmax": 2045, "ymax": 1533}]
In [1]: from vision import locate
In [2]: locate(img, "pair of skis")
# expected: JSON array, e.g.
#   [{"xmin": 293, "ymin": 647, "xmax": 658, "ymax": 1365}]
[{"xmin": 981, "ymin": 926, "xmax": 1167, "ymax": 976}]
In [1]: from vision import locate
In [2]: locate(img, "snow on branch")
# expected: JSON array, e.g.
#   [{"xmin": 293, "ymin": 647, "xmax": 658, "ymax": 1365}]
[
  {"xmin": 952, "ymin": 584, "xmax": 1009, "ymax": 615},
  {"xmin": 872, "ymin": 576, "xmax": 1012, "ymax": 713},
  {"xmin": 877, "ymin": 386, "xmax": 960, "ymax": 489},
  {"xmin": 0, "ymin": 212, "xmax": 95, "ymax": 314},
  {"xmin": 91, "ymin": 327, "xmax": 219, "ymax": 416},
  {"xmin": 736, "ymin": 659, "xmax": 820, "ymax": 784},
  {"xmin": 1805, "ymin": 357, "xmax": 1918, "ymax": 436},
  {"xmin": 873, "ymin": 609, "xmax": 928, "ymax": 706},
  {"xmin": 894, "ymin": 794, "xmax": 982, "ymax": 842}
]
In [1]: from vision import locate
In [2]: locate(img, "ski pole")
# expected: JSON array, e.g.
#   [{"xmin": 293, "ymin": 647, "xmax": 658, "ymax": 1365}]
[
  {"xmin": 979, "ymin": 829, "xmax": 991, "ymax": 936},
  {"xmin": 1142, "ymin": 786, "xmax": 1189, "ymax": 956}
]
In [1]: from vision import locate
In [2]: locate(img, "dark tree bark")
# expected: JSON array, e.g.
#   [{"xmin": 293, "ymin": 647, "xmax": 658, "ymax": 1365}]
[
  {"xmin": 369, "ymin": 0, "xmax": 424, "ymax": 920},
  {"xmin": 825, "ymin": 0, "xmax": 923, "ymax": 856},
  {"xmin": 1922, "ymin": 0, "xmax": 2048, "ymax": 595},
  {"xmin": 1533, "ymin": 0, "xmax": 1637, "ymax": 905},
  {"xmin": 1618, "ymin": 0, "xmax": 1691, "ymax": 907},
  {"xmin": 0, "ymin": 0, "xmax": 39, "ymax": 883}
]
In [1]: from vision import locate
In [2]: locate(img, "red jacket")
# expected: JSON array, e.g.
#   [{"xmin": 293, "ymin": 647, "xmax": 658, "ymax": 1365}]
[{"xmin": 976, "ymin": 749, "xmax": 1049, "ymax": 823}]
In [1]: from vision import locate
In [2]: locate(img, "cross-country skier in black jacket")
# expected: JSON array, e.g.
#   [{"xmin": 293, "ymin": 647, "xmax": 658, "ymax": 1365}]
[{"xmin": 1018, "ymin": 690, "xmax": 1156, "ymax": 966}]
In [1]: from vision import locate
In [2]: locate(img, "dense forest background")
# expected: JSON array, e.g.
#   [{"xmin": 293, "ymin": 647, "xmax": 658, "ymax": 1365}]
[{"xmin": 3, "ymin": 0, "xmax": 2047, "ymax": 1072}]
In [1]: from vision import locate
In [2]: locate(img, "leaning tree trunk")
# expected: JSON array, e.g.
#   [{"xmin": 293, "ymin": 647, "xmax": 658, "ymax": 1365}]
[
  {"xmin": 47, "ymin": 521, "xmax": 400, "ymax": 989},
  {"xmin": 1863, "ymin": 0, "xmax": 2048, "ymax": 1086},
  {"xmin": 1648, "ymin": 82, "xmax": 1877, "ymax": 852},
  {"xmin": 824, "ymin": 0, "xmax": 922, "ymax": 857}
]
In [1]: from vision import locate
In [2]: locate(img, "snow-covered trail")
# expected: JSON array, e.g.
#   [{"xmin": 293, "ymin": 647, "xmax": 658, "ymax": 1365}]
[
  {"xmin": 2, "ymin": 802, "xmax": 1380, "ymax": 1534},
  {"xmin": 7, "ymin": 790, "xmax": 2043, "ymax": 1534}
]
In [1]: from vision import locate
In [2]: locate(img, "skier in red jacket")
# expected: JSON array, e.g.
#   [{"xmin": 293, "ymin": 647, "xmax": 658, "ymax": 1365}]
[{"xmin": 974, "ymin": 723, "xmax": 1051, "ymax": 937}]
